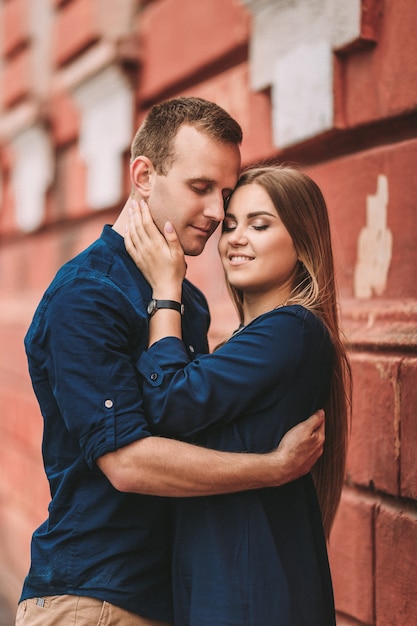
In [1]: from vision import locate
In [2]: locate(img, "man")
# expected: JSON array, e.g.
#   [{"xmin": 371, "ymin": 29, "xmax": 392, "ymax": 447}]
[{"xmin": 17, "ymin": 97, "xmax": 324, "ymax": 626}]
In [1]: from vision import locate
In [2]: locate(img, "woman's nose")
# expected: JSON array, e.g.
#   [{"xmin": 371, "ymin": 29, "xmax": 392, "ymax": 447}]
[{"xmin": 227, "ymin": 227, "xmax": 247, "ymax": 245}]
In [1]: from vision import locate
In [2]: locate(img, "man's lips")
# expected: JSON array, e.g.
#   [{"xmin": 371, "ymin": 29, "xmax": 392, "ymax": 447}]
[{"xmin": 191, "ymin": 224, "xmax": 216, "ymax": 236}]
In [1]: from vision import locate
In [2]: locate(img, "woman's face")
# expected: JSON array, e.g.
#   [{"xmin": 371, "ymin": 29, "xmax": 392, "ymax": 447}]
[{"xmin": 218, "ymin": 183, "xmax": 299, "ymax": 301}]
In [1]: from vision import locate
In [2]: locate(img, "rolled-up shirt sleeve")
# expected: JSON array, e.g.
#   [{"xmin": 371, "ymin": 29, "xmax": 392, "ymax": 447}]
[
  {"xmin": 136, "ymin": 309, "xmax": 311, "ymax": 439},
  {"xmin": 28, "ymin": 275, "xmax": 152, "ymax": 468}
]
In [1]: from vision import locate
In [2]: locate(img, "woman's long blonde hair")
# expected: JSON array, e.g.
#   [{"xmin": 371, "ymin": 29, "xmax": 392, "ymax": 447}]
[{"xmin": 226, "ymin": 165, "xmax": 351, "ymax": 538}]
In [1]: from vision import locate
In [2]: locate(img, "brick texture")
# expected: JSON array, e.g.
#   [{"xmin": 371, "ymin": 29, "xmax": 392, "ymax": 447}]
[
  {"xmin": 54, "ymin": 143, "xmax": 89, "ymax": 219},
  {"xmin": 1, "ymin": 0, "xmax": 29, "ymax": 56},
  {"xmin": 2, "ymin": 46, "xmax": 31, "ymax": 106},
  {"xmin": 347, "ymin": 354, "xmax": 400, "ymax": 495},
  {"xmin": 49, "ymin": 89, "xmax": 81, "ymax": 146},
  {"xmin": 308, "ymin": 140, "xmax": 417, "ymax": 301},
  {"xmin": 375, "ymin": 503, "xmax": 417, "ymax": 625},
  {"xmin": 53, "ymin": 0, "xmax": 99, "ymax": 67},
  {"xmin": 335, "ymin": 0, "xmax": 417, "ymax": 125},
  {"xmin": 400, "ymin": 358, "xmax": 417, "ymax": 500},
  {"xmin": 139, "ymin": 0, "xmax": 250, "ymax": 100},
  {"xmin": 329, "ymin": 489, "xmax": 375, "ymax": 624}
]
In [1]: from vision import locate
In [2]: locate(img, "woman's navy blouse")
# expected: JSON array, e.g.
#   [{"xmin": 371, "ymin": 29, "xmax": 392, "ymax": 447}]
[{"xmin": 138, "ymin": 306, "xmax": 337, "ymax": 626}]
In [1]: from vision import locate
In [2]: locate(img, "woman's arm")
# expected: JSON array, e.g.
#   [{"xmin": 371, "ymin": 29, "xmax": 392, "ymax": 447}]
[
  {"xmin": 125, "ymin": 199, "xmax": 185, "ymax": 346},
  {"xmin": 137, "ymin": 311, "xmax": 315, "ymax": 437}
]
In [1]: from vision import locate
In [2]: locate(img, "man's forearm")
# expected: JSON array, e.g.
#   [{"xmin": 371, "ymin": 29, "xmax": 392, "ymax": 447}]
[
  {"xmin": 98, "ymin": 412, "xmax": 324, "ymax": 497},
  {"xmin": 99, "ymin": 436, "xmax": 286, "ymax": 496}
]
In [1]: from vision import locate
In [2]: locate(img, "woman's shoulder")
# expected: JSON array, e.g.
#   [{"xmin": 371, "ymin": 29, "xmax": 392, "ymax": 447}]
[
  {"xmin": 251, "ymin": 305, "xmax": 330, "ymax": 342},
  {"xmin": 251, "ymin": 304, "xmax": 317, "ymax": 326}
]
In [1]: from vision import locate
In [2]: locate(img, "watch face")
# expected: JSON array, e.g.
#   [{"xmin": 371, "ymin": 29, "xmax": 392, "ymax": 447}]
[
  {"xmin": 147, "ymin": 300, "xmax": 156, "ymax": 315},
  {"xmin": 147, "ymin": 299, "xmax": 183, "ymax": 316}
]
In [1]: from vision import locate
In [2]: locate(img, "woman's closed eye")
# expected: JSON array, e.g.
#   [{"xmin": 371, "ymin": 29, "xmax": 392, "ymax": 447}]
[
  {"xmin": 223, "ymin": 220, "xmax": 270, "ymax": 232},
  {"xmin": 252, "ymin": 223, "xmax": 269, "ymax": 231}
]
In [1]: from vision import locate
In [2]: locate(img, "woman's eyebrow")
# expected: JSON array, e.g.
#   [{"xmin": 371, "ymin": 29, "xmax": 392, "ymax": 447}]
[
  {"xmin": 225, "ymin": 210, "xmax": 276, "ymax": 219},
  {"xmin": 247, "ymin": 211, "xmax": 276, "ymax": 218}
]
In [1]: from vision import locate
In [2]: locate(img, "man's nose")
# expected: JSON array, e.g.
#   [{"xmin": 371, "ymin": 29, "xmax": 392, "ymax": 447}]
[{"xmin": 204, "ymin": 195, "xmax": 226, "ymax": 222}]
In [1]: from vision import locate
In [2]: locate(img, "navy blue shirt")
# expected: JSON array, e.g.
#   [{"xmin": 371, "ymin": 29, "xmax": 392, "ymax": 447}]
[
  {"xmin": 21, "ymin": 225, "xmax": 210, "ymax": 620},
  {"xmin": 138, "ymin": 307, "xmax": 336, "ymax": 625}
]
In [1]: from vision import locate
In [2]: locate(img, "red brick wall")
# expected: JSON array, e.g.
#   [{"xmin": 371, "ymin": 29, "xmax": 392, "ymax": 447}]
[{"xmin": 0, "ymin": 1, "xmax": 416, "ymax": 623}]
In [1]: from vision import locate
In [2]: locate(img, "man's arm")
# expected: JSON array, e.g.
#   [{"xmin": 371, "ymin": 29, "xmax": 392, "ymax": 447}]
[{"xmin": 97, "ymin": 410, "xmax": 324, "ymax": 496}]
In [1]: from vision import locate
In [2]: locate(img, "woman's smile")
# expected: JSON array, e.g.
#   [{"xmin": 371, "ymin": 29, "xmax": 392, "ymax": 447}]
[{"xmin": 227, "ymin": 254, "xmax": 255, "ymax": 265}]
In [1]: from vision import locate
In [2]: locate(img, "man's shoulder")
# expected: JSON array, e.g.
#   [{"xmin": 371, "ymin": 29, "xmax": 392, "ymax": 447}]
[
  {"xmin": 28, "ymin": 228, "xmax": 147, "ymax": 331},
  {"xmin": 42, "ymin": 242, "xmax": 115, "ymax": 302},
  {"xmin": 61, "ymin": 226, "xmax": 120, "ymax": 275},
  {"xmin": 47, "ymin": 226, "xmax": 140, "ymax": 295}
]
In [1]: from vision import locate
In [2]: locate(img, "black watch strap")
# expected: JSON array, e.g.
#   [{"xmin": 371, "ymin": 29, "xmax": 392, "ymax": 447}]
[{"xmin": 147, "ymin": 299, "xmax": 184, "ymax": 316}]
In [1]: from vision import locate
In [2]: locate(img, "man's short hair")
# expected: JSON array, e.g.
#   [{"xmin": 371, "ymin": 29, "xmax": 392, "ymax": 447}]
[{"xmin": 131, "ymin": 96, "xmax": 243, "ymax": 174}]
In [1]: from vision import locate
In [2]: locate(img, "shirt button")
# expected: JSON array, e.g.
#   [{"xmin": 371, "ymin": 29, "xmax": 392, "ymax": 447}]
[
  {"xmin": 104, "ymin": 399, "xmax": 113, "ymax": 408},
  {"xmin": 150, "ymin": 372, "xmax": 158, "ymax": 381},
  {"xmin": 189, "ymin": 345, "xmax": 195, "ymax": 353}
]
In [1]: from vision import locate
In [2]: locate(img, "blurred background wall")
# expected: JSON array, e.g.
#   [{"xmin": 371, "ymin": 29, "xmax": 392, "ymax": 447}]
[{"xmin": 0, "ymin": 0, "xmax": 416, "ymax": 624}]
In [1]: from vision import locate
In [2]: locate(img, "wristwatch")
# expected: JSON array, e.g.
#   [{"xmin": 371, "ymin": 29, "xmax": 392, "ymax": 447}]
[{"xmin": 147, "ymin": 299, "xmax": 184, "ymax": 316}]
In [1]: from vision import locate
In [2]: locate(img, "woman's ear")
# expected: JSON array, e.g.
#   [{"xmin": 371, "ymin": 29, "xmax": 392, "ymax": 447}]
[{"xmin": 130, "ymin": 156, "xmax": 154, "ymax": 198}]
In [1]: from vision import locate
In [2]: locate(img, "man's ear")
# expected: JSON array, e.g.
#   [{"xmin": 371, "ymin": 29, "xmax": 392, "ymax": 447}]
[{"xmin": 130, "ymin": 156, "xmax": 154, "ymax": 198}]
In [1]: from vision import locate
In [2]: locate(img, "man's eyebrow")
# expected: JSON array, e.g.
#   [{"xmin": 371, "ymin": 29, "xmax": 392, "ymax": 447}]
[
  {"xmin": 187, "ymin": 178, "xmax": 233, "ymax": 192},
  {"xmin": 187, "ymin": 177, "xmax": 214, "ymax": 184}
]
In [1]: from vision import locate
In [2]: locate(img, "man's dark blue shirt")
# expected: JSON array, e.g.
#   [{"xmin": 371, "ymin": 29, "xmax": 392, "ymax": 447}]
[{"xmin": 21, "ymin": 225, "xmax": 210, "ymax": 621}]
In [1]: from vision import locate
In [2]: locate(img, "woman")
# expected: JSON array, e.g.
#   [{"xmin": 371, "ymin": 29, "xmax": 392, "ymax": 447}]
[{"xmin": 126, "ymin": 165, "xmax": 351, "ymax": 626}]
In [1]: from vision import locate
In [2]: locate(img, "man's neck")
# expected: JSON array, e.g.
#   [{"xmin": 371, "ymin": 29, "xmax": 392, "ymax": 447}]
[{"xmin": 112, "ymin": 199, "xmax": 131, "ymax": 237}]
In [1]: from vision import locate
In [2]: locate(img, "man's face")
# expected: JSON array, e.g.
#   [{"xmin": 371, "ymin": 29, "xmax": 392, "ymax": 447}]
[{"xmin": 147, "ymin": 124, "xmax": 241, "ymax": 256}]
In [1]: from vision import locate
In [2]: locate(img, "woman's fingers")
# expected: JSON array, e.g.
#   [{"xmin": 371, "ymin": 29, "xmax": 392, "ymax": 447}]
[
  {"xmin": 128, "ymin": 199, "xmax": 161, "ymax": 257},
  {"xmin": 125, "ymin": 197, "xmax": 186, "ymax": 284},
  {"xmin": 125, "ymin": 203, "xmax": 146, "ymax": 270},
  {"xmin": 164, "ymin": 221, "xmax": 187, "ymax": 275},
  {"xmin": 139, "ymin": 199, "xmax": 165, "ymax": 243}
]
